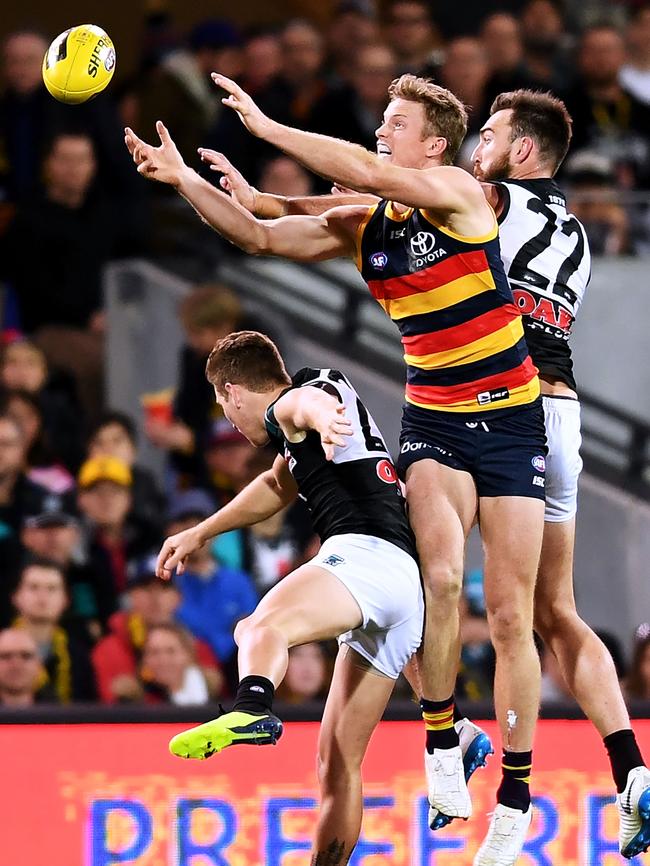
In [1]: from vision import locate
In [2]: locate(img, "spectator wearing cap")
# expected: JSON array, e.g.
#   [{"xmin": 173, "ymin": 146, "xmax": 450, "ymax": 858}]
[
  {"xmin": 11, "ymin": 558, "xmax": 96, "ymax": 702},
  {"xmin": 140, "ymin": 623, "xmax": 212, "ymax": 705},
  {"xmin": 91, "ymin": 554, "xmax": 222, "ymax": 703},
  {"xmin": 87, "ymin": 411, "xmax": 165, "ymax": 536},
  {"xmin": 0, "ymin": 627, "xmax": 41, "ymax": 707},
  {"xmin": 164, "ymin": 489, "xmax": 258, "ymax": 691},
  {"xmin": 77, "ymin": 456, "xmax": 160, "ymax": 619},
  {"xmin": 20, "ymin": 507, "xmax": 108, "ymax": 642},
  {"xmin": 135, "ymin": 18, "xmax": 243, "ymax": 175},
  {"xmin": 204, "ymin": 418, "xmax": 255, "ymax": 506}
]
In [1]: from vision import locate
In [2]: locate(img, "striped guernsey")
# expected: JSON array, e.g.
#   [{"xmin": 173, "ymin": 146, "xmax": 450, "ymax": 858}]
[{"xmin": 357, "ymin": 200, "xmax": 540, "ymax": 413}]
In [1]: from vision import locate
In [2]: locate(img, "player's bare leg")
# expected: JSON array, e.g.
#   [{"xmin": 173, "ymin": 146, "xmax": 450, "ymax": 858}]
[
  {"xmin": 474, "ymin": 495, "xmax": 543, "ymax": 866},
  {"xmin": 405, "ymin": 459, "xmax": 477, "ymax": 819},
  {"xmin": 534, "ymin": 518, "xmax": 650, "ymax": 858},
  {"xmin": 313, "ymin": 646, "xmax": 395, "ymax": 865},
  {"xmin": 169, "ymin": 565, "xmax": 363, "ymax": 760}
]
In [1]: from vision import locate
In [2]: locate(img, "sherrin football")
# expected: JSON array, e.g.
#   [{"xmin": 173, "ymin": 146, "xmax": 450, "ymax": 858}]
[{"xmin": 42, "ymin": 25, "xmax": 116, "ymax": 104}]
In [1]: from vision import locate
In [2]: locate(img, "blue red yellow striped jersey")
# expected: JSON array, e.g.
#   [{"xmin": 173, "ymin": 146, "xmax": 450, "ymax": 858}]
[{"xmin": 356, "ymin": 201, "xmax": 540, "ymax": 413}]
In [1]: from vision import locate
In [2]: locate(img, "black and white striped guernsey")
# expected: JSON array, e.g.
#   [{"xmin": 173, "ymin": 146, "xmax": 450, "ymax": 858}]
[{"xmin": 264, "ymin": 367, "xmax": 417, "ymax": 559}]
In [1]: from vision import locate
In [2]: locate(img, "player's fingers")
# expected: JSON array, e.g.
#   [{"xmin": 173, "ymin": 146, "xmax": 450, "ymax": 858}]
[
  {"xmin": 156, "ymin": 120, "xmax": 172, "ymax": 145},
  {"xmin": 323, "ymin": 442, "xmax": 334, "ymax": 461},
  {"xmin": 156, "ymin": 542, "xmax": 174, "ymax": 578},
  {"xmin": 219, "ymin": 176, "xmax": 232, "ymax": 191},
  {"xmin": 212, "ymin": 72, "xmax": 240, "ymax": 95}
]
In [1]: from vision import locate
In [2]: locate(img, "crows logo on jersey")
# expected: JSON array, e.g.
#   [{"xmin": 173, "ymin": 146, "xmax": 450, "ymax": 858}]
[{"xmin": 264, "ymin": 367, "xmax": 416, "ymax": 559}]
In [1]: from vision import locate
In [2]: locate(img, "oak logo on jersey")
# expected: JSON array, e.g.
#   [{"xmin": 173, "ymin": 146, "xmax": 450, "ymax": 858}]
[
  {"xmin": 369, "ymin": 251, "xmax": 388, "ymax": 270},
  {"xmin": 376, "ymin": 459, "xmax": 398, "ymax": 484},
  {"xmin": 513, "ymin": 288, "xmax": 573, "ymax": 335}
]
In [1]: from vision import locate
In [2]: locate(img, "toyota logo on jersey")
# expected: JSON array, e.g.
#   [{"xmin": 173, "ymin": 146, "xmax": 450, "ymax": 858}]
[
  {"xmin": 376, "ymin": 459, "xmax": 398, "ymax": 483},
  {"xmin": 410, "ymin": 231, "xmax": 436, "ymax": 256}
]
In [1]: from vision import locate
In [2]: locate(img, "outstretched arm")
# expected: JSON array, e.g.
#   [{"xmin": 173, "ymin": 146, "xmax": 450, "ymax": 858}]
[
  {"xmin": 156, "ymin": 456, "xmax": 298, "ymax": 576},
  {"xmin": 273, "ymin": 386, "xmax": 352, "ymax": 461},
  {"xmin": 200, "ymin": 148, "xmax": 379, "ymax": 218},
  {"xmin": 213, "ymin": 74, "xmax": 485, "ymax": 215},
  {"xmin": 124, "ymin": 122, "xmax": 360, "ymax": 260}
]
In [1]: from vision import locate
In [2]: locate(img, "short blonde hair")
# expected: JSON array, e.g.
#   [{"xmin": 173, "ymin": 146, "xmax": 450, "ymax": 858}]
[{"xmin": 388, "ymin": 74, "xmax": 468, "ymax": 164}]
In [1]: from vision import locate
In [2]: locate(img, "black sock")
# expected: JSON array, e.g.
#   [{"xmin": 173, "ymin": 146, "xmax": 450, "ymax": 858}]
[
  {"xmin": 453, "ymin": 698, "xmax": 464, "ymax": 724},
  {"xmin": 232, "ymin": 675, "xmax": 275, "ymax": 715},
  {"xmin": 497, "ymin": 750, "xmax": 532, "ymax": 811},
  {"xmin": 604, "ymin": 729, "xmax": 645, "ymax": 793},
  {"xmin": 421, "ymin": 696, "xmax": 459, "ymax": 753}
]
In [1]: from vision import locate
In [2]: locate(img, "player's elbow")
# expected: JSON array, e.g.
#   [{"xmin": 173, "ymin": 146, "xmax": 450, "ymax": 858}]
[{"xmin": 240, "ymin": 223, "xmax": 270, "ymax": 255}]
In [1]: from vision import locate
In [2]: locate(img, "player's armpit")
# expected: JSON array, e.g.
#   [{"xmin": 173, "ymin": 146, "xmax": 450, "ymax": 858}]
[{"xmin": 259, "ymin": 205, "xmax": 363, "ymax": 261}]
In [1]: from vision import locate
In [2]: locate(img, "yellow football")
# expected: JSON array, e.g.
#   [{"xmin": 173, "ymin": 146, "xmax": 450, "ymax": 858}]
[{"xmin": 42, "ymin": 25, "xmax": 116, "ymax": 104}]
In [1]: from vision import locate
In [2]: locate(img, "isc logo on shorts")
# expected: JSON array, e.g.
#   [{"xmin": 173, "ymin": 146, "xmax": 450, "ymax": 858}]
[{"xmin": 532, "ymin": 476, "xmax": 545, "ymax": 487}]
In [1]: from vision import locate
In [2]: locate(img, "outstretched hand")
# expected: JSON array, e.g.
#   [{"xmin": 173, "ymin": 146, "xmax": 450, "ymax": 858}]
[
  {"xmin": 156, "ymin": 524, "xmax": 206, "ymax": 578},
  {"xmin": 212, "ymin": 73, "xmax": 273, "ymax": 138},
  {"xmin": 124, "ymin": 121, "xmax": 187, "ymax": 187},
  {"xmin": 198, "ymin": 148, "xmax": 258, "ymax": 212},
  {"xmin": 318, "ymin": 404, "xmax": 353, "ymax": 461}
]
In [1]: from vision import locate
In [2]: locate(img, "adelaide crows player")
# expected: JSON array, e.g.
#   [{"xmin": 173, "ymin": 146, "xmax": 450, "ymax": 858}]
[
  {"xmin": 126, "ymin": 73, "xmax": 546, "ymax": 864},
  {"xmin": 156, "ymin": 331, "xmax": 424, "ymax": 866},
  {"xmin": 200, "ymin": 88, "xmax": 650, "ymax": 860}
]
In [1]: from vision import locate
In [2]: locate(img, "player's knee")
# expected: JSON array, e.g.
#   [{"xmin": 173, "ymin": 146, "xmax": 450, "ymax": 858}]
[
  {"xmin": 317, "ymin": 751, "xmax": 359, "ymax": 793},
  {"xmin": 233, "ymin": 615, "xmax": 255, "ymax": 646},
  {"xmin": 487, "ymin": 602, "xmax": 531, "ymax": 647},
  {"xmin": 421, "ymin": 563, "xmax": 463, "ymax": 607}
]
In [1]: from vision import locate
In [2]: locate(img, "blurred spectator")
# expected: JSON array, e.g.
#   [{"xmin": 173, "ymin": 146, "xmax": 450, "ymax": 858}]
[
  {"xmin": 438, "ymin": 38, "xmax": 489, "ymax": 135},
  {"xmin": 205, "ymin": 19, "xmax": 325, "ymax": 185},
  {"xmin": 480, "ymin": 13, "xmax": 541, "ymax": 110},
  {"xmin": 0, "ymin": 29, "xmax": 141, "ymax": 208},
  {"xmin": 0, "ymin": 339, "xmax": 84, "ymax": 472},
  {"xmin": 456, "ymin": 569, "xmax": 495, "ymax": 701},
  {"xmin": 258, "ymin": 157, "xmax": 314, "ymax": 197},
  {"xmin": 77, "ymin": 456, "xmax": 159, "ymax": 615},
  {"xmin": 1, "ymin": 389, "xmax": 74, "ymax": 493},
  {"xmin": 324, "ymin": 1, "xmax": 379, "ymax": 86},
  {"xmin": 165, "ymin": 489, "xmax": 258, "ymax": 689},
  {"xmin": 204, "ymin": 418, "xmax": 256, "ymax": 505},
  {"xmin": 135, "ymin": 19, "xmax": 243, "ymax": 173},
  {"xmin": 383, "ymin": 0, "xmax": 444, "ymax": 76},
  {"xmin": 210, "ymin": 446, "xmax": 314, "ymax": 596},
  {"xmin": 91, "ymin": 558, "xmax": 222, "ymax": 703},
  {"xmin": 0, "ymin": 627, "xmax": 40, "ymax": 707},
  {"xmin": 519, "ymin": 0, "xmax": 573, "ymax": 94},
  {"xmin": 565, "ymin": 151, "xmax": 631, "ymax": 253},
  {"xmin": 140, "ymin": 623, "xmax": 212, "ymax": 705},
  {"xmin": 241, "ymin": 29, "xmax": 282, "ymax": 94},
  {"xmin": 309, "ymin": 43, "xmax": 397, "ymax": 154},
  {"xmin": 11, "ymin": 558, "xmax": 96, "ymax": 702},
  {"xmin": 20, "ymin": 508, "xmax": 103, "ymax": 641},
  {"xmin": 147, "ymin": 282, "xmax": 276, "ymax": 490},
  {"xmin": 565, "ymin": 23, "xmax": 650, "ymax": 188},
  {"xmin": 0, "ymin": 410, "xmax": 59, "ymax": 577},
  {"xmin": 625, "ymin": 625, "xmax": 650, "ymax": 700},
  {"xmin": 276, "ymin": 643, "xmax": 330, "ymax": 704},
  {"xmin": 87, "ymin": 411, "xmax": 165, "ymax": 534},
  {"xmin": 620, "ymin": 4, "xmax": 650, "ymax": 104},
  {"xmin": 0, "ymin": 131, "xmax": 141, "ymax": 421}
]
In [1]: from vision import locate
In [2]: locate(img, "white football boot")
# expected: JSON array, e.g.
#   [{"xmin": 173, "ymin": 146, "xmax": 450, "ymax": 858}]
[
  {"xmin": 617, "ymin": 765, "xmax": 650, "ymax": 858},
  {"xmin": 473, "ymin": 803, "xmax": 533, "ymax": 866},
  {"xmin": 425, "ymin": 744, "xmax": 472, "ymax": 819}
]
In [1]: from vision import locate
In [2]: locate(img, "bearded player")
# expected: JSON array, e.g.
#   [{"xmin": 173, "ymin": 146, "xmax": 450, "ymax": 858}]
[
  {"xmin": 204, "ymin": 88, "xmax": 650, "ymax": 860},
  {"xmin": 126, "ymin": 75, "xmax": 547, "ymax": 864}
]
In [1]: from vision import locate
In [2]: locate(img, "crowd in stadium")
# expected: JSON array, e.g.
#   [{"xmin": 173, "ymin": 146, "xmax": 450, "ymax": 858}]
[{"xmin": 0, "ymin": 0, "xmax": 649, "ymax": 708}]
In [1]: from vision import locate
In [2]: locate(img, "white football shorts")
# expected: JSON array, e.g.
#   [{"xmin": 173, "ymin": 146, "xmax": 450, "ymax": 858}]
[
  {"xmin": 309, "ymin": 533, "xmax": 423, "ymax": 679},
  {"xmin": 543, "ymin": 395, "xmax": 583, "ymax": 523}
]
